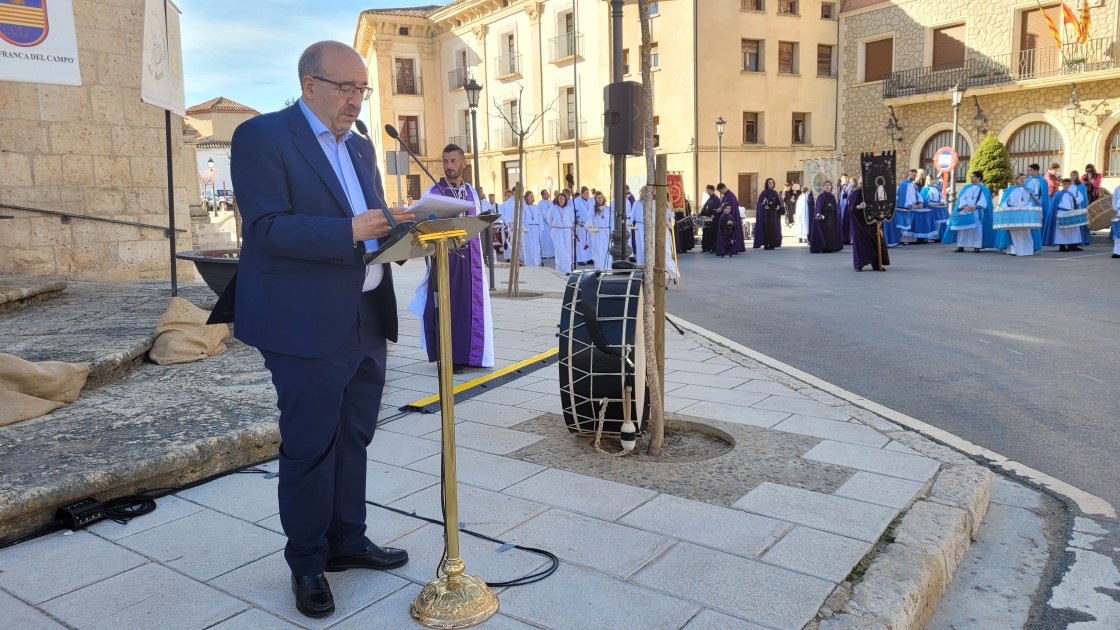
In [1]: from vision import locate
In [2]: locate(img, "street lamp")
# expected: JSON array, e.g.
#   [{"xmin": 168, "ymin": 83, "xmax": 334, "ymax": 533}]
[
  {"xmin": 715, "ymin": 116, "xmax": 726, "ymax": 183},
  {"xmin": 949, "ymin": 84, "xmax": 964, "ymax": 206},
  {"xmin": 554, "ymin": 141, "xmax": 562, "ymax": 190},
  {"xmin": 884, "ymin": 106, "xmax": 903, "ymax": 146},
  {"xmin": 972, "ymin": 96, "xmax": 988, "ymax": 136},
  {"xmin": 206, "ymin": 157, "xmax": 217, "ymax": 215},
  {"xmin": 1065, "ymin": 83, "xmax": 1082, "ymax": 126},
  {"xmin": 465, "ymin": 77, "xmax": 494, "ymax": 286}
]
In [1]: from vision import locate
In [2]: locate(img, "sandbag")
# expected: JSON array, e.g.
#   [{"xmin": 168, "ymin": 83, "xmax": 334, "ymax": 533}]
[
  {"xmin": 0, "ymin": 353, "xmax": 89, "ymax": 426},
  {"xmin": 148, "ymin": 297, "xmax": 230, "ymax": 366}
]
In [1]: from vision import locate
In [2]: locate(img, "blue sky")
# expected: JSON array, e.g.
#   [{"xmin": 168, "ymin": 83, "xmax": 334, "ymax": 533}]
[{"xmin": 180, "ymin": 0, "xmax": 437, "ymax": 115}]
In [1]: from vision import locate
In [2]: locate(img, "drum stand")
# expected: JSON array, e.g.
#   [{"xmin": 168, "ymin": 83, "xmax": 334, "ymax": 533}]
[{"xmin": 366, "ymin": 215, "xmax": 500, "ymax": 629}]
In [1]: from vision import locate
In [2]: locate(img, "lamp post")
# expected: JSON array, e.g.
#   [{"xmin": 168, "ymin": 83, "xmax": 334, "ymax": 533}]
[
  {"xmin": 950, "ymin": 84, "xmax": 964, "ymax": 207},
  {"xmin": 465, "ymin": 77, "xmax": 494, "ymax": 286},
  {"xmin": 206, "ymin": 157, "xmax": 217, "ymax": 215},
  {"xmin": 1065, "ymin": 83, "xmax": 1082, "ymax": 127},
  {"xmin": 715, "ymin": 116, "xmax": 726, "ymax": 183}
]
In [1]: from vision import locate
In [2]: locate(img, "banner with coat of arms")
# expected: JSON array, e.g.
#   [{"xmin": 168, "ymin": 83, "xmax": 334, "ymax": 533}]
[
  {"xmin": 140, "ymin": 0, "xmax": 185, "ymax": 116},
  {"xmin": 667, "ymin": 173, "xmax": 685, "ymax": 211},
  {"xmin": 0, "ymin": 0, "xmax": 82, "ymax": 86}
]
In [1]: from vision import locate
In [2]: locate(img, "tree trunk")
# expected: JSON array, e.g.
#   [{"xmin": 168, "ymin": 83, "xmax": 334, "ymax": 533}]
[{"xmin": 638, "ymin": 0, "xmax": 665, "ymax": 455}]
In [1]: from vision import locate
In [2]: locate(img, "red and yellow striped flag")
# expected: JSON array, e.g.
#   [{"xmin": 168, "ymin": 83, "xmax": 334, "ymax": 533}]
[
  {"xmin": 1079, "ymin": 0, "xmax": 1091, "ymax": 44},
  {"xmin": 1040, "ymin": 4, "xmax": 1063, "ymax": 47},
  {"xmin": 1061, "ymin": 2, "xmax": 1083, "ymax": 42}
]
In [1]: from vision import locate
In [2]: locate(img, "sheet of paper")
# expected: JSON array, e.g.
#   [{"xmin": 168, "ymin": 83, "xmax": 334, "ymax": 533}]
[{"xmin": 410, "ymin": 193, "xmax": 475, "ymax": 220}]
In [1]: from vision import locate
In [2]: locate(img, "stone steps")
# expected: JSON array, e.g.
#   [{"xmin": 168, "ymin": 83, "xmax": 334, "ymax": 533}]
[
  {"xmin": 0, "ymin": 280, "xmax": 216, "ymax": 388},
  {"xmin": 0, "ymin": 277, "xmax": 68, "ymax": 315}
]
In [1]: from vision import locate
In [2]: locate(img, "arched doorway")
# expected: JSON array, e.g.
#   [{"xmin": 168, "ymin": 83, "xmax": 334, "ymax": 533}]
[
  {"xmin": 920, "ymin": 130, "xmax": 972, "ymax": 182},
  {"xmin": 1104, "ymin": 122, "xmax": 1120, "ymax": 176},
  {"xmin": 1007, "ymin": 122, "xmax": 1063, "ymax": 176}
]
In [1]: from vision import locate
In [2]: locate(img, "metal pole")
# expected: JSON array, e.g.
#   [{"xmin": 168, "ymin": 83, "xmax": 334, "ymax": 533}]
[
  {"xmin": 610, "ymin": 0, "xmax": 627, "ymax": 263},
  {"xmin": 573, "ymin": 0, "xmax": 581, "ymax": 188},
  {"xmin": 471, "ymin": 107, "xmax": 494, "ymax": 287},
  {"xmin": 717, "ymin": 132, "xmax": 723, "ymax": 184},
  {"xmin": 950, "ymin": 99, "xmax": 960, "ymax": 208}
]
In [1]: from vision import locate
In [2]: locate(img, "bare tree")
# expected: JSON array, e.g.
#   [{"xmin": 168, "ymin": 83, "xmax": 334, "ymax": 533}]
[
  {"xmin": 638, "ymin": 0, "xmax": 666, "ymax": 454},
  {"xmin": 489, "ymin": 83, "xmax": 557, "ymax": 297}
]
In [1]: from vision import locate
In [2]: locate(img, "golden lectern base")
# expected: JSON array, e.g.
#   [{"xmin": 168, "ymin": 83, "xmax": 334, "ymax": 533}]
[{"xmin": 409, "ymin": 572, "xmax": 498, "ymax": 629}]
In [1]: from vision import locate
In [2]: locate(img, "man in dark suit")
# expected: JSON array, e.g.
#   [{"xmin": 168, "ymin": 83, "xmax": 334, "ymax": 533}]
[{"xmin": 226, "ymin": 40, "xmax": 414, "ymax": 619}]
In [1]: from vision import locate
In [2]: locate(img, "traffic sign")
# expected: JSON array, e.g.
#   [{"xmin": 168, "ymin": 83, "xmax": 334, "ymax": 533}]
[{"xmin": 933, "ymin": 146, "xmax": 959, "ymax": 173}]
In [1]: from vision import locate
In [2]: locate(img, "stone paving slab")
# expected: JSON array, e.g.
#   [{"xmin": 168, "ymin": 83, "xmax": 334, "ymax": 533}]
[
  {"xmin": 501, "ymin": 508, "xmax": 675, "ymax": 578},
  {"xmin": 39, "ymin": 562, "xmax": 248, "ymax": 630},
  {"xmin": 760, "ymin": 526, "xmax": 874, "ymax": 583},
  {"xmin": 633, "ymin": 542, "xmax": 836, "ymax": 630},
  {"xmin": 772, "ymin": 414, "xmax": 891, "ymax": 448},
  {"xmin": 404, "ymin": 446, "xmax": 546, "ymax": 493},
  {"xmin": 501, "ymin": 468, "xmax": 659, "ymax": 521},
  {"xmin": 388, "ymin": 483, "xmax": 548, "ymax": 538},
  {"xmin": 619, "ymin": 493, "xmax": 791, "ymax": 558},
  {"xmin": 0, "ymin": 531, "xmax": 145, "ymax": 604},
  {"xmin": 804, "ymin": 440, "xmax": 941, "ymax": 482},
  {"xmin": 497, "ymin": 562, "xmax": 701, "ymax": 630},
  {"xmin": 0, "ymin": 590, "xmax": 66, "ymax": 630},
  {"xmin": 833, "ymin": 471, "xmax": 927, "ymax": 510},
  {"xmin": 733, "ymin": 482, "xmax": 898, "ymax": 543}
]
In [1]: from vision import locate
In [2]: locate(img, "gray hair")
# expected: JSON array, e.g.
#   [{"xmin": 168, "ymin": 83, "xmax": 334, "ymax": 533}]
[{"xmin": 298, "ymin": 42, "xmax": 326, "ymax": 81}]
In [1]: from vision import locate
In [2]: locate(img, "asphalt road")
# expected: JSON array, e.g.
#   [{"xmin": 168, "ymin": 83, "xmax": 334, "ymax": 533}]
[{"xmin": 666, "ymin": 237, "xmax": 1120, "ymax": 513}]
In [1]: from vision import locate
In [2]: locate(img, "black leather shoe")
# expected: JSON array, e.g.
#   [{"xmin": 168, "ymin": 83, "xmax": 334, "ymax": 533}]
[
  {"xmin": 954, "ymin": 247, "xmax": 964, "ymax": 253},
  {"xmin": 325, "ymin": 543, "xmax": 409, "ymax": 572},
  {"xmin": 291, "ymin": 574, "xmax": 334, "ymax": 618},
  {"xmin": 452, "ymin": 364, "xmax": 465, "ymax": 374},
  {"xmin": 1068, "ymin": 245, "xmax": 1083, "ymax": 252}
]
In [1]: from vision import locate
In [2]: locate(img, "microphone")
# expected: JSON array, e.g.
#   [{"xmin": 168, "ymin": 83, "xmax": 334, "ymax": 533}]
[
  {"xmin": 384, "ymin": 123, "xmax": 443, "ymax": 192},
  {"xmin": 352, "ymin": 120, "xmax": 412, "ymax": 265}
]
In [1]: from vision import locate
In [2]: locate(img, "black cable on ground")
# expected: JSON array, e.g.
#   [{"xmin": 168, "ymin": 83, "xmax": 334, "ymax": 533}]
[{"xmin": 366, "ymin": 498, "xmax": 559, "ymax": 588}]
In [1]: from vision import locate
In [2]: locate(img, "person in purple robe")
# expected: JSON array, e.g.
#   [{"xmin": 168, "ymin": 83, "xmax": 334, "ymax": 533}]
[
  {"xmin": 846, "ymin": 185, "xmax": 890, "ymax": 271},
  {"xmin": 408, "ymin": 144, "xmax": 494, "ymax": 373},
  {"xmin": 837, "ymin": 175, "xmax": 855, "ymax": 245},
  {"xmin": 716, "ymin": 204, "xmax": 738, "ymax": 257},
  {"xmin": 753, "ymin": 177, "xmax": 783, "ymax": 250},
  {"xmin": 716, "ymin": 182, "xmax": 745, "ymax": 254},
  {"xmin": 809, "ymin": 181, "xmax": 842, "ymax": 253}
]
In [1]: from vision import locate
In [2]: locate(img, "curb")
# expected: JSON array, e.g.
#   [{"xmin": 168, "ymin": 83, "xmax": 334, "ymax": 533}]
[{"xmin": 669, "ymin": 317, "xmax": 995, "ymax": 629}]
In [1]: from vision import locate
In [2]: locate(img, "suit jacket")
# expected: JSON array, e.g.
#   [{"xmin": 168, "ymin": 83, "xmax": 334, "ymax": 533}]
[{"xmin": 210, "ymin": 103, "xmax": 397, "ymax": 358}]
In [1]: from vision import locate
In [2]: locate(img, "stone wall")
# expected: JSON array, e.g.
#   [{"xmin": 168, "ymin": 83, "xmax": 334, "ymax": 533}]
[
  {"xmin": 838, "ymin": 0, "xmax": 1120, "ymax": 184},
  {"xmin": 0, "ymin": 0, "xmax": 198, "ymax": 280}
]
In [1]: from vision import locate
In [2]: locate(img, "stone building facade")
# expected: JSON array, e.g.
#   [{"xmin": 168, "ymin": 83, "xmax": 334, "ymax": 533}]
[
  {"xmin": 355, "ymin": 0, "xmax": 841, "ymax": 207},
  {"xmin": 838, "ymin": 0, "xmax": 1120, "ymax": 195},
  {"xmin": 0, "ymin": 0, "xmax": 199, "ymax": 280}
]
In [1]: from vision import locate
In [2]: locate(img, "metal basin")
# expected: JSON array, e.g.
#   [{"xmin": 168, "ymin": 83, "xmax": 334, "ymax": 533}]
[{"xmin": 176, "ymin": 249, "xmax": 239, "ymax": 297}]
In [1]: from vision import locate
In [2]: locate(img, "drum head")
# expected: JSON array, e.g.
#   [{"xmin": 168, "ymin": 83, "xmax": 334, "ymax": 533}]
[
  {"xmin": 558, "ymin": 270, "xmax": 650, "ymax": 436},
  {"xmin": 1087, "ymin": 196, "xmax": 1116, "ymax": 231}
]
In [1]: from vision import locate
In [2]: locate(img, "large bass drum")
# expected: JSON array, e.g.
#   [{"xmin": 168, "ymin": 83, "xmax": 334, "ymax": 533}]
[{"xmin": 558, "ymin": 269, "xmax": 649, "ymax": 436}]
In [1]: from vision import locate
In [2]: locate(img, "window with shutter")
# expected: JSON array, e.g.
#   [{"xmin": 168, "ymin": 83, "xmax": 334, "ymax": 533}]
[
  {"xmin": 778, "ymin": 42, "xmax": 796, "ymax": 74},
  {"xmin": 932, "ymin": 23, "xmax": 966, "ymax": 68},
  {"xmin": 862, "ymin": 38, "xmax": 893, "ymax": 82},
  {"xmin": 741, "ymin": 39, "xmax": 761, "ymax": 72},
  {"xmin": 817, "ymin": 45, "xmax": 833, "ymax": 76}
]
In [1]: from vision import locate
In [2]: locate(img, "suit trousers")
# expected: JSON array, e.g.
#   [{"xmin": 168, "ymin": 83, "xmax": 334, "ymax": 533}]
[{"xmin": 260, "ymin": 320, "xmax": 387, "ymax": 577}]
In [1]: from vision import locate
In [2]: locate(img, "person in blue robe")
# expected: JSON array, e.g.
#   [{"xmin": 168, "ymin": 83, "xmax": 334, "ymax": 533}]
[
  {"xmin": 1069, "ymin": 170, "xmax": 1092, "ymax": 246},
  {"xmin": 919, "ymin": 178, "xmax": 950, "ymax": 241},
  {"xmin": 1044, "ymin": 178, "xmax": 1087, "ymax": 252},
  {"xmin": 943, "ymin": 171, "xmax": 995, "ymax": 252},
  {"xmin": 898, "ymin": 169, "xmax": 935, "ymax": 242},
  {"xmin": 994, "ymin": 173, "xmax": 1043, "ymax": 256}
]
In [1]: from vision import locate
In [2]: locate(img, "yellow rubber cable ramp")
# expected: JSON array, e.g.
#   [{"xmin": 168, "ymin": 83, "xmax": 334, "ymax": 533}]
[{"xmin": 401, "ymin": 347, "xmax": 559, "ymax": 414}]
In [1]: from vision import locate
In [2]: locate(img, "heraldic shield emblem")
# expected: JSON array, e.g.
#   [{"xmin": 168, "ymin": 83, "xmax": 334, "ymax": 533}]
[{"xmin": 0, "ymin": 0, "xmax": 50, "ymax": 47}]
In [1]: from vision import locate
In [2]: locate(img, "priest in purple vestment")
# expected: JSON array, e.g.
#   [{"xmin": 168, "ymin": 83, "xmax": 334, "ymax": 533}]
[
  {"xmin": 716, "ymin": 183, "xmax": 745, "ymax": 254},
  {"xmin": 409, "ymin": 144, "xmax": 494, "ymax": 372}
]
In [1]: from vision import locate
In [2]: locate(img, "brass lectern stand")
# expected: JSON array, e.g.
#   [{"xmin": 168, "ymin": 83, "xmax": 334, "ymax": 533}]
[{"xmin": 367, "ymin": 215, "xmax": 500, "ymax": 629}]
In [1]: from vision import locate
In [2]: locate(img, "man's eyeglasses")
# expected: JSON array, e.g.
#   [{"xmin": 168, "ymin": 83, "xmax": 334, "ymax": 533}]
[{"xmin": 311, "ymin": 76, "xmax": 374, "ymax": 101}]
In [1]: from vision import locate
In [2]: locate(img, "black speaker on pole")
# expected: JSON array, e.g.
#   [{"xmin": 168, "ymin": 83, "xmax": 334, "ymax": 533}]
[{"xmin": 602, "ymin": 81, "xmax": 644, "ymax": 157}]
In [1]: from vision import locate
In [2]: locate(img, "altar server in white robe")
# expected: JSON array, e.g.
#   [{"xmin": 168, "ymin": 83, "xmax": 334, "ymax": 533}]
[
  {"xmin": 573, "ymin": 187, "xmax": 594, "ymax": 265},
  {"xmin": 589, "ymin": 192, "xmax": 614, "ymax": 270},
  {"xmin": 623, "ymin": 192, "xmax": 642, "ymax": 264},
  {"xmin": 520, "ymin": 190, "xmax": 543, "ymax": 267},
  {"xmin": 538, "ymin": 189, "xmax": 555, "ymax": 259},
  {"xmin": 1048, "ymin": 179, "xmax": 1084, "ymax": 251},
  {"xmin": 547, "ymin": 191, "xmax": 575, "ymax": 274}
]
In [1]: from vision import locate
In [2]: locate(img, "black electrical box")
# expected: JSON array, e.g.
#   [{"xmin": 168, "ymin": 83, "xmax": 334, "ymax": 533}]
[{"xmin": 55, "ymin": 498, "xmax": 107, "ymax": 530}]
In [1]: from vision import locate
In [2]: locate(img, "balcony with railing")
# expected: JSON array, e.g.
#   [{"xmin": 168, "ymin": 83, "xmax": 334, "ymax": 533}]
[
  {"xmin": 448, "ymin": 66, "xmax": 468, "ymax": 91},
  {"xmin": 547, "ymin": 117, "xmax": 586, "ymax": 143},
  {"xmin": 883, "ymin": 37, "xmax": 1119, "ymax": 99},
  {"xmin": 493, "ymin": 125, "xmax": 517, "ymax": 149},
  {"xmin": 549, "ymin": 32, "xmax": 584, "ymax": 63},
  {"xmin": 392, "ymin": 73, "xmax": 422, "ymax": 96},
  {"xmin": 496, "ymin": 53, "xmax": 522, "ymax": 79},
  {"xmin": 448, "ymin": 134, "xmax": 473, "ymax": 153}
]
